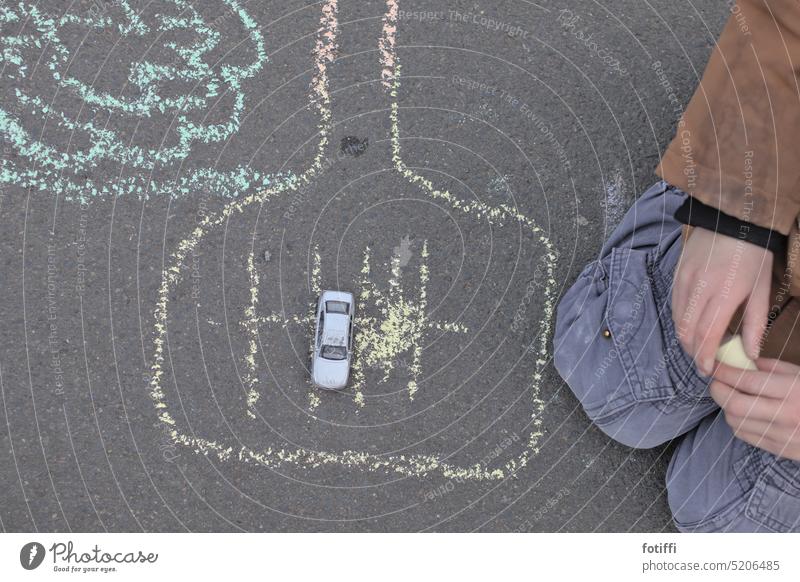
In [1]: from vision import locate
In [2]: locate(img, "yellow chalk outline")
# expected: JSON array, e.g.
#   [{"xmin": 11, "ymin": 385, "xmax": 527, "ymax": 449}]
[{"xmin": 149, "ymin": 0, "xmax": 557, "ymax": 481}]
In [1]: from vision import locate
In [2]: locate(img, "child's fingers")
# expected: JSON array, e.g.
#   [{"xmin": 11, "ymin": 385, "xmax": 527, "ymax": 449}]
[
  {"xmin": 671, "ymin": 268, "xmax": 693, "ymax": 346},
  {"xmin": 709, "ymin": 380, "xmax": 781, "ymax": 420},
  {"xmin": 695, "ymin": 295, "xmax": 739, "ymax": 376},
  {"xmin": 674, "ymin": 270, "xmax": 711, "ymax": 366},
  {"xmin": 741, "ymin": 277, "xmax": 771, "ymax": 360},
  {"xmin": 756, "ymin": 357, "xmax": 800, "ymax": 376},
  {"xmin": 712, "ymin": 362, "xmax": 793, "ymax": 399}
]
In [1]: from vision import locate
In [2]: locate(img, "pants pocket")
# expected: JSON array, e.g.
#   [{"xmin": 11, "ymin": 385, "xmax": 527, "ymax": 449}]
[
  {"xmin": 605, "ymin": 246, "xmax": 675, "ymax": 402},
  {"xmin": 554, "ymin": 245, "xmax": 674, "ymax": 422},
  {"xmin": 669, "ymin": 420, "xmax": 800, "ymax": 532},
  {"xmin": 745, "ymin": 459, "xmax": 800, "ymax": 532}
]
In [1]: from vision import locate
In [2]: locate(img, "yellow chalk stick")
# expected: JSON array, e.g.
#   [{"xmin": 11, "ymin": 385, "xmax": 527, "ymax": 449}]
[{"xmin": 716, "ymin": 335, "xmax": 758, "ymax": 370}]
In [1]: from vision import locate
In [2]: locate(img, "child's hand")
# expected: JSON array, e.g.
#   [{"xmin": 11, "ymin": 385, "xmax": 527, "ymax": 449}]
[
  {"xmin": 710, "ymin": 359, "xmax": 800, "ymax": 461},
  {"xmin": 672, "ymin": 226, "xmax": 773, "ymax": 375}
]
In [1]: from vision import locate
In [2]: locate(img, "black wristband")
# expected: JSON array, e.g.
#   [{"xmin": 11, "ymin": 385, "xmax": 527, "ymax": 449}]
[{"xmin": 674, "ymin": 194, "xmax": 787, "ymax": 256}]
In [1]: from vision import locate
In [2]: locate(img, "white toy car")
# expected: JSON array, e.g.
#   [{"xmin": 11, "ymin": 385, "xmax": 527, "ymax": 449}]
[{"xmin": 311, "ymin": 290, "xmax": 355, "ymax": 389}]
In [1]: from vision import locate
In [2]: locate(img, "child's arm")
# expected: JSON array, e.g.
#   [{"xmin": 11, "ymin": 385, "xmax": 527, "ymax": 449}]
[
  {"xmin": 672, "ymin": 226, "xmax": 773, "ymax": 376},
  {"xmin": 654, "ymin": 2, "xmax": 800, "ymax": 374}
]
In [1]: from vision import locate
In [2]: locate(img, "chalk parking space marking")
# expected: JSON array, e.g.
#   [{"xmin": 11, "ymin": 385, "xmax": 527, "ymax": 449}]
[{"xmin": 147, "ymin": 0, "xmax": 558, "ymax": 484}]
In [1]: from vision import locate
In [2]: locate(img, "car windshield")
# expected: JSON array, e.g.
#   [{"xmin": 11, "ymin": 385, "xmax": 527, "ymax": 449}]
[
  {"xmin": 321, "ymin": 345, "xmax": 347, "ymax": 360},
  {"xmin": 325, "ymin": 300, "xmax": 348, "ymax": 314}
]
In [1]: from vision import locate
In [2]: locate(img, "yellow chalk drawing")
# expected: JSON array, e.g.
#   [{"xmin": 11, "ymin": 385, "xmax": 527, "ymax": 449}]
[
  {"xmin": 150, "ymin": 0, "xmax": 339, "ymax": 442},
  {"xmin": 255, "ymin": 239, "xmax": 470, "ymax": 409},
  {"xmin": 350, "ymin": 241, "xmax": 468, "ymax": 406},
  {"xmin": 251, "ymin": 246, "xmax": 321, "ymax": 412},
  {"xmin": 255, "ymin": 241, "xmax": 468, "ymax": 410},
  {"xmin": 380, "ymin": 0, "xmax": 555, "ymax": 470},
  {"xmin": 148, "ymin": 0, "xmax": 558, "ymax": 480},
  {"xmin": 243, "ymin": 243, "xmax": 323, "ymax": 415}
]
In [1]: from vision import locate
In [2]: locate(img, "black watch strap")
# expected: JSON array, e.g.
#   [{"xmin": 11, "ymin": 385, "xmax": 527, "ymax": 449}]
[{"xmin": 674, "ymin": 194, "xmax": 787, "ymax": 256}]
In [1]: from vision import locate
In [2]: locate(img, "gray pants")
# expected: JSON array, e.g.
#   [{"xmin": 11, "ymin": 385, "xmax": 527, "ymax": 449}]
[{"xmin": 554, "ymin": 181, "xmax": 800, "ymax": 532}]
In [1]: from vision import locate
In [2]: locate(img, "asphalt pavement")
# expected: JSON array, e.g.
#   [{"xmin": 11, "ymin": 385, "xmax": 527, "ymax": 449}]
[{"xmin": 0, "ymin": 0, "xmax": 729, "ymax": 531}]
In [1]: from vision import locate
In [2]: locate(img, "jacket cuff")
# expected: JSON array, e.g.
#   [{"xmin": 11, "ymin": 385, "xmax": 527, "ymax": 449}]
[
  {"xmin": 657, "ymin": 149, "xmax": 800, "ymax": 237},
  {"xmin": 674, "ymin": 194, "xmax": 787, "ymax": 255}
]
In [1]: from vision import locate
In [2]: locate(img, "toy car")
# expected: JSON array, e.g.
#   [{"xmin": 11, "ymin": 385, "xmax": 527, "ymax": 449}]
[{"xmin": 311, "ymin": 290, "xmax": 355, "ymax": 389}]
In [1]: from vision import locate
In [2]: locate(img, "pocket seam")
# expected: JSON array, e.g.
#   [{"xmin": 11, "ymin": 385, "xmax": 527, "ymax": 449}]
[{"xmin": 605, "ymin": 247, "xmax": 674, "ymax": 401}]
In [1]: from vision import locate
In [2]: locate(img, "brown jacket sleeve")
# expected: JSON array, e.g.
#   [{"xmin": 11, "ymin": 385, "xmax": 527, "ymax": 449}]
[{"xmin": 656, "ymin": 1, "xmax": 800, "ymax": 236}]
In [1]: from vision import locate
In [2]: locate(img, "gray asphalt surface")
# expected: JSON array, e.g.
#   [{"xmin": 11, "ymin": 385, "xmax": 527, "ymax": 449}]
[{"xmin": 0, "ymin": 0, "xmax": 729, "ymax": 532}]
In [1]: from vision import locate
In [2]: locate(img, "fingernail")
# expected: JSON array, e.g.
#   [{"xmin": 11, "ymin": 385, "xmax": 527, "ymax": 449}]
[{"xmin": 699, "ymin": 359, "xmax": 712, "ymax": 375}]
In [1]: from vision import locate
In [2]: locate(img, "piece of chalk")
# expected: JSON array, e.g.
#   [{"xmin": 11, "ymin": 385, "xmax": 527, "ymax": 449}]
[{"xmin": 716, "ymin": 335, "xmax": 757, "ymax": 370}]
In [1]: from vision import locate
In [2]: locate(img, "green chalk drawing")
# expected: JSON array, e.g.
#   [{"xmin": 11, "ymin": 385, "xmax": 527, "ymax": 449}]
[{"xmin": 0, "ymin": 0, "xmax": 272, "ymax": 201}]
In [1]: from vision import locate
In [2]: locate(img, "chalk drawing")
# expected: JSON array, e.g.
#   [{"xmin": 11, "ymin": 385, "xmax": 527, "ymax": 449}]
[
  {"xmin": 0, "ymin": 1, "xmax": 271, "ymax": 201},
  {"xmin": 253, "ymin": 242, "xmax": 468, "ymax": 410},
  {"xmin": 382, "ymin": 0, "xmax": 556, "ymax": 473},
  {"xmin": 251, "ymin": 247, "xmax": 323, "ymax": 413},
  {"xmin": 139, "ymin": 0, "xmax": 559, "ymax": 480},
  {"xmin": 352, "ymin": 241, "xmax": 469, "ymax": 404}
]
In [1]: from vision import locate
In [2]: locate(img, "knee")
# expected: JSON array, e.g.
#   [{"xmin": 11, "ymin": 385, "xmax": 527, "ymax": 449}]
[
  {"xmin": 591, "ymin": 406, "xmax": 682, "ymax": 450},
  {"xmin": 664, "ymin": 414, "xmax": 800, "ymax": 532}
]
